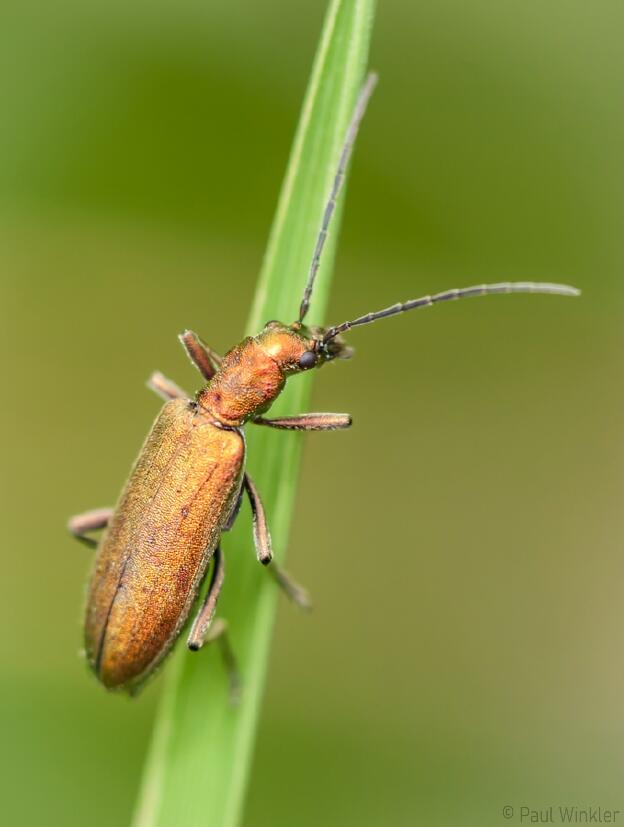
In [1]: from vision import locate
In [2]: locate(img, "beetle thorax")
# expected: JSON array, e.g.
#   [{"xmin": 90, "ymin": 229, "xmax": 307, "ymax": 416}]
[{"xmin": 197, "ymin": 337, "xmax": 286, "ymax": 426}]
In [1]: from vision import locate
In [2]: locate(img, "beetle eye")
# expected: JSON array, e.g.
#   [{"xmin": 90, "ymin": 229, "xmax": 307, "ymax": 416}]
[{"xmin": 298, "ymin": 350, "xmax": 317, "ymax": 369}]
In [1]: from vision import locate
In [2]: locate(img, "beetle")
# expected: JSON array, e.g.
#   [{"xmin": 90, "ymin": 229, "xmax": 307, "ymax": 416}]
[{"xmin": 69, "ymin": 73, "xmax": 579, "ymax": 695}]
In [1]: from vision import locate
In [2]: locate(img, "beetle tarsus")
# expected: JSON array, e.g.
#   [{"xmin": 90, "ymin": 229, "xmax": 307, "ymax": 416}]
[{"xmin": 267, "ymin": 564, "xmax": 312, "ymax": 611}]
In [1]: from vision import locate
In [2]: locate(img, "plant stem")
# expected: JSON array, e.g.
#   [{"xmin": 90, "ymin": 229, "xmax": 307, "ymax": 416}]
[{"xmin": 132, "ymin": 3, "xmax": 376, "ymax": 825}]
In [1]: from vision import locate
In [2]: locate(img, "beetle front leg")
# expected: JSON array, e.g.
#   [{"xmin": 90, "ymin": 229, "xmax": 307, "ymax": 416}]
[
  {"xmin": 178, "ymin": 330, "xmax": 222, "ymax": 381},
  {"xmin": 68, "ymin": 507, "xmax": 114, "ymax": 548},
  {"xmin": 243, "ymin": 474, "xmax": 311, "ymax": 610},
  {"xmin": 187, "ymin": 545, "xmax": 240, "ymax": 701},
  {"xmin": 253, "ymin": 413, "xmax": 352, "ymax": 431}
]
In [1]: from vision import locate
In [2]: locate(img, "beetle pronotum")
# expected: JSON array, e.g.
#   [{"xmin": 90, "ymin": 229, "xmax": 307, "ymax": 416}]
[{"xmin": 69, "ymin": 73, "xmax": 579, "ymax": 695}]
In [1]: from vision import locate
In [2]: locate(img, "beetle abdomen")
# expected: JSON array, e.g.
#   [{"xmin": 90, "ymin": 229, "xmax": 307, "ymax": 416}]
[{"xmin": 84, "ymin": 398, "xmax": 245, "ymax": 691}]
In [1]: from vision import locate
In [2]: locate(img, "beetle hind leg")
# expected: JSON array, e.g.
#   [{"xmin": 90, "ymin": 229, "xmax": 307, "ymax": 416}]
[
  {"xmin": 187, "ymin": 545, "xmax": 241, "ymax": 702},
  {"xmin": 244, "ymin": 474, "xmax": 312, "ymax": 611},
  {"xmin": 187, "ymin": 544, "xmax": 226, "ymax": 650}
]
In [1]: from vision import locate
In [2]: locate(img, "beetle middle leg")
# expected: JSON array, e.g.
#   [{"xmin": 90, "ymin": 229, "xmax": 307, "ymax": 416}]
[
  {"xmin": 147, "ymin": 371, "xmax": 188, "ymax": 401},
  {"xmin": 244, "ymin": 474, "xmax": 311, "ymax": 610},
  {"xmin": 68, "ymin": 507, "xmax": 113, "ymax": 548},
  {"xmin": 187, "ymin": 545, "xmax": 241, "ymax": 701}
]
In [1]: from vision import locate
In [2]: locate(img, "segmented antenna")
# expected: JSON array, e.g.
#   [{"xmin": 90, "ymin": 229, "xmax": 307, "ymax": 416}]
[
  {"xmin": 298, "ymin": 72, "xmax": 378, "ymax": 323},
  {"xmin": 322, "ymin": 281, "xmax": 581, "ymax": 342}
]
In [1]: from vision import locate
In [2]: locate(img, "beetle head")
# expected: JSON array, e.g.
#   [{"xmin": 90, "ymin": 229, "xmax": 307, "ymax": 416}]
[{"xmin": 256, "ymin": 320, "xmax": 353, "ymax": 376}]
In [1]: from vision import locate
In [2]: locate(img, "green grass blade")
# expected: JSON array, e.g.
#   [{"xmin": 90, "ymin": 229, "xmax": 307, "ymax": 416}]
[{"xmin": 132, "ymin": 2, "xmax": 376, "ymax": 826}]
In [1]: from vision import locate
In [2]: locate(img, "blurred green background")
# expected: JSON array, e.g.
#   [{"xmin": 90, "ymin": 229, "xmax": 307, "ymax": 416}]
[{"xmin": 1, "ymin": 1, "xmax": 623, "ymax": 825}]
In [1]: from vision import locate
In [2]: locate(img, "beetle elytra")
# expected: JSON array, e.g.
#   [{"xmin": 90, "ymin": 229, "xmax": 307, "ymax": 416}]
[{"xmin": 69, "ymin": 73, "xmax": 579, "ymax": 695}]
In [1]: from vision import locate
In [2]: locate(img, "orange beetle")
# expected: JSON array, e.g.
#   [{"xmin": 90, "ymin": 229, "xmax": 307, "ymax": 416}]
[{"xmin": 69, "ymin": 74, "xmax": 579, "ymax": 694}]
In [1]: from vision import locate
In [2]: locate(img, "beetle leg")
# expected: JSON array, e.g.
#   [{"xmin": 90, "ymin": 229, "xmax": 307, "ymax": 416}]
[
  {"xmin": 203, "ymin": 619, "xmax": 241, "ymax": 704},
  {"xmin": 253, "ymin": 413, "xmax": 352, "ymax": 431},
  {"xmin": 243, "ymin": 474, "xmax": 312, "ymax": 610},
  {"xmin": 68, "ymin": 507, "xmax": 114, "ymax": 549},
  {"xmin": 187, "ymin": 546, "xmax": 241, "ymax": 701},
  {"xmin": 146, "ymin": 371, "xmax": 188, "ymax": 401},
  {"xmin": 178, "ymin": 330, "xmax": 222, "ymax": 381},
  {"xmin": 266, "ymin": 564, "xmax": 312, "ymax": 611},
  {"xmin": 223, "ymin": 484, "xmax": 244, "ymax": 532},
  {"xmin": 243, "ymin": 474, "xmax": 272, "ymax": 564},
  {"xmin": 187, "ymin": 545, "xmax": 226, "ymax": 651}
]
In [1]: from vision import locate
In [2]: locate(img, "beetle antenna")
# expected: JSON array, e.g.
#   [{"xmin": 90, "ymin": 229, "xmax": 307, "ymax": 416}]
[
  {"xmin": 322, "ymin": 281, "xmax": 581, "ymax": 342},
  {"xmin": 298, "ymin": 72, "xmax": 378, "ymax": 323}
]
